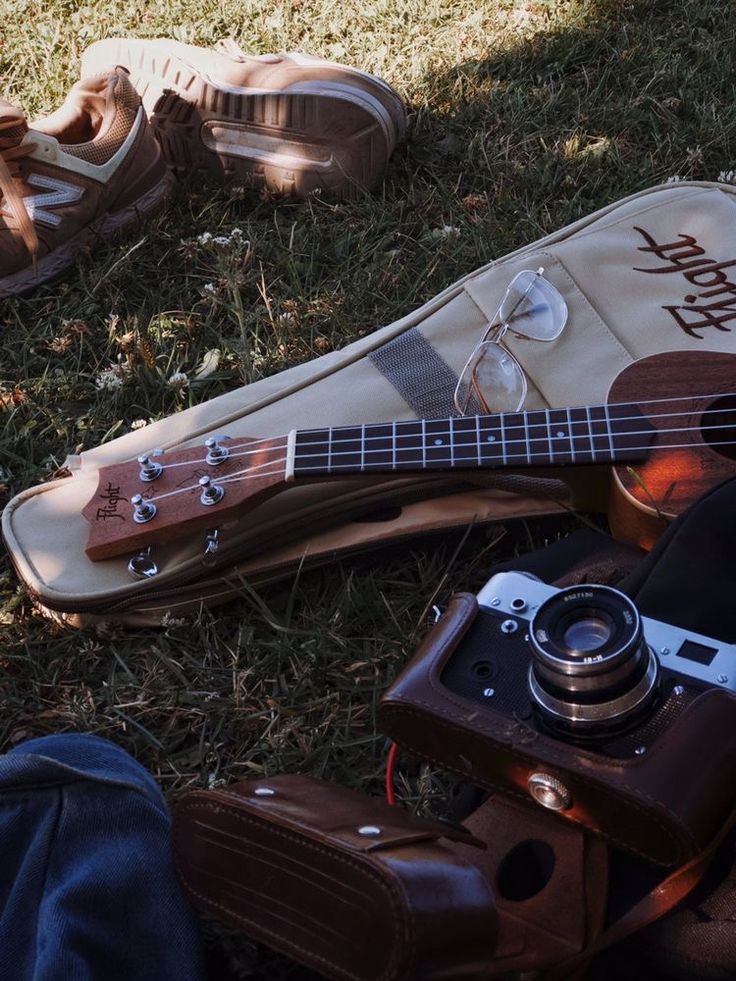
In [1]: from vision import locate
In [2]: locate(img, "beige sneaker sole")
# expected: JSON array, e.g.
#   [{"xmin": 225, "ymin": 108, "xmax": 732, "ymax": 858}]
[
  {"xmin": 81, "ymin": 39, "xmax": 406, "ymax": 198},
  {"xmin": 0, "ymin": 171, "xmax": 174, "ymax": 298}
]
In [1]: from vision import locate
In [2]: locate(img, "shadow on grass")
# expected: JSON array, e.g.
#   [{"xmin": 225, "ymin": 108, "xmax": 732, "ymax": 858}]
[{"xmin": 405, "ymin": 0, "xmax": 736, "ymax": 253}]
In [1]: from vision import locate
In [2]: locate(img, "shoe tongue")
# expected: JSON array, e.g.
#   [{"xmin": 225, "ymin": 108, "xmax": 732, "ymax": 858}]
[
  {"xmin": 66, "ymin": 71, "xmax": 117, "ymax": 129},
  {"xmin": 0, "ymin": 101, "xmax": 29, "ymax": 142}
]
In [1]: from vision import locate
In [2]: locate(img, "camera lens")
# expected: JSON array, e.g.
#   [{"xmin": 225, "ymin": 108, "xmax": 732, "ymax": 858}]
[
  {"xmin": 562, "ymin": 615, "xmax": 612, "ymax": 652},
  {"xmin": 527, "ymin": 585, "xmax": 659, "ymax": 736}
]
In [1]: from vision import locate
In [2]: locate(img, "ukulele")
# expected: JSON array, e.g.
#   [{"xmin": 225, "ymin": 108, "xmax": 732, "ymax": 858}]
[{"xmin": 83, "ymin": 351, "xmax": 736, "ymax": 561}]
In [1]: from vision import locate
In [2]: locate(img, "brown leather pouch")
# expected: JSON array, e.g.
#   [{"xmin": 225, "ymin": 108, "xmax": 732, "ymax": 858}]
[
  {"xmin": 378, "ymin": 592, "xmax": 736, "ymax": 867},
  {"xmin": 172, "ymin": 774, "xmax": 610, "ymax": 979},
  {"xmin": 172, "ymin": 774, "xmax": 498, "ymax": 980}
]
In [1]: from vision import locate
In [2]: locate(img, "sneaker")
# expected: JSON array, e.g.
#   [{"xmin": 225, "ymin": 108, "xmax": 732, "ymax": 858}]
[
  {"xmin": 81, "ymin": 38, "xmax": 406, "ymax": 198},
  {"xmin": 0, "ymin": 68, "xmax": 173, "ymax": 298}
]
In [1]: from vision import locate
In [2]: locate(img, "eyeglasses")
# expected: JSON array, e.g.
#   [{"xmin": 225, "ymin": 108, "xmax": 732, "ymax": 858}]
[{"xmin": 453, "ymin": 268, "xmax": 568, "ymax": 416}]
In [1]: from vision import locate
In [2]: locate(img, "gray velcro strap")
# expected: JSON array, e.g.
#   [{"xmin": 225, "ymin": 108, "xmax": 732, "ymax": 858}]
[{"xmin": 369, "ymin": 328, "xmax": 459, "ymax": 418}]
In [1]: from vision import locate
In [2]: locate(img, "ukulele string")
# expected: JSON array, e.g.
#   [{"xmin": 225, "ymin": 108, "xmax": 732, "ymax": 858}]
[
  {"xmin": 140, "ymin": 399, "xmax": 736, "ymax": 477},
  {"xmin": 292, "ymin": 390, "xmax": 736, "ymax": 437},
  {"xmin": 291, "ymin": 432, "xmax": 736, "ymax": 465},
  {"xmin": 137, "ymin": 435, "xmax": 288, "ymax": 472},
  {"xmin": 141, "ymin": 422, "xmax": 736, "ymax": 507},
  {"xmin": 146, "ymin": 457, "xmax": 291, "ymax": 503}
]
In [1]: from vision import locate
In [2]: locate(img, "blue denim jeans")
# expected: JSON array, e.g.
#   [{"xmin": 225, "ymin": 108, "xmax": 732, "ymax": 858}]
[{"xmin": 0, "ymin": 733, "xmax": 205, "ymax": 981}]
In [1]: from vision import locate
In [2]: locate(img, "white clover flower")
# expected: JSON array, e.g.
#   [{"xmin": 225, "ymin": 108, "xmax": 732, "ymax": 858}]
[
  {"xmin": 230, "ymin": 228, "xmax": 244, "ymax": 239},
  {"xmin": 718, "ymin": 169, "xmax": 736, "ymax": 184},
  {"xmin": 197, "ymin": 231, "xmax": 213, "ymax": 245},
  {"xmin": 202, "ymin": 282, "xmax": 217, "ymax": 295},
  {"xmin": 431, "ymin": 224, "xmax": 461, "ymax": 239},
  {"xmin": 130, "ymin": 418, "xmax": 148, "ymax": 430},
  {"xmin": 168, "ymin": 371, "xmax": 189, "ymax": 389},
  {"xmin": 277, "ymin": 311, "xmax": 295, "ymax": 327},
  {"xmin": 161, "ymin": 612, "xmax": 188, "ymax": 627},
  {"xmin": 95, "ymin": 370, "xmax": 124, "ymax": 391},
  {"xmin": 212, "ymin": 235, "xmax": 231, "ymax": 246},
  {"xmin": 665, "ymin": 175, "xmax": 684, "ymax": 183}
]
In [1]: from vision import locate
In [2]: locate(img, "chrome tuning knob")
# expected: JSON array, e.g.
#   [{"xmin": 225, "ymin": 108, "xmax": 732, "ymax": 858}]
[
  {"xmin": 205, "ymin": 435, "xmax": 230, "ymax": 466},
  {"xmin": 131, "ymin": 494, "xmax": 157, "ymax": 523},
  {"xmin": 202, "ymin": 529, "xmax": 219, "ymax": 565},
  {"xmin": 138, "ymin": 452, "xmax": 164, "ymax": 482},
  {"xmin": 199, "ymin": 475, "xmax": 225, "ymax": 506},
  {"xmin": 128, "ymin": 547, "xmax": 158, "ymax": 580}
]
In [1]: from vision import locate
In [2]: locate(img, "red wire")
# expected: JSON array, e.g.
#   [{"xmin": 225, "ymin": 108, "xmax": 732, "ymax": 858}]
[{"xmin": 385, "ymin": 741, "xmax": 398, "ymax": 806}]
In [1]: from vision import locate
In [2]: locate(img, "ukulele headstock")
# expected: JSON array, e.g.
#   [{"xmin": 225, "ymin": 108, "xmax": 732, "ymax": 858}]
[{"xmin": 83, "ymin": 434, "xmax": 291, "ymax": 561}]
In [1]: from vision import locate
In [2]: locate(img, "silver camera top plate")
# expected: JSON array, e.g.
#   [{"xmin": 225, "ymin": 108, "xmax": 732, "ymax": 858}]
[{"xmin": 478, "ymin": 571, "xmax": 736, "ymax": 693}]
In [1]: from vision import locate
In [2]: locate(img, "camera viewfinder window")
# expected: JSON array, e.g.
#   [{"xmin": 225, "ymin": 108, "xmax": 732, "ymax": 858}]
[{"xmin": 675, "ymin": 640, "xmax": 718, "ymax": 666}]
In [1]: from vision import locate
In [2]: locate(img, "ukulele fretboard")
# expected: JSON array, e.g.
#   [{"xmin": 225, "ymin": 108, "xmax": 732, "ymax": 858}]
[{"xmin": 292, "ymin": 403, "xmax": 652, "ymax": 476}]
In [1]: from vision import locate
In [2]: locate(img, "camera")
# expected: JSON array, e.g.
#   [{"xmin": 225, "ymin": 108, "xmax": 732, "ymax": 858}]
[
  {"xmin": 379, "ymin": 572, "xmax": 736, "ymax": 866},
  {"xmin": 444, "ymin": 571, "xmax": 736, "ymax": 753}
]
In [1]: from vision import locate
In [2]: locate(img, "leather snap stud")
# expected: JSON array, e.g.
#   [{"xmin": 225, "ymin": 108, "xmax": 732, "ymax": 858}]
[{"xmin": 528, "ymin": 772, "xmax": 572, "ymax": 811}]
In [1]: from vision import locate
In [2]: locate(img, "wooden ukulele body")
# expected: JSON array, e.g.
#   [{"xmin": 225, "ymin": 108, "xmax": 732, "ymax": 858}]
[{"xmin": 608, "ymin": 350, "xmax": 736, "ymax": 548}]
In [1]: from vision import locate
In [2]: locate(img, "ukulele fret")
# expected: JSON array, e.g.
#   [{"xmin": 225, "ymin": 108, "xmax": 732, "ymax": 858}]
[
  {"xmin": 544, "ymin": 408, "xmax": 555, "ymax": 462},
  {"xmin": 603, "ymin": 405, "xmax": 615, "ymax": 459},
  {"xmin": 479, "ymin": 415, "xmax": 504, "ymax": 466},
  {"xmin": 451, "ymin": 415, "xmax": 480, "ymax": 467},
  {"xmin": 394, "ymin": 420, "xmax": 424, "ymax": 471},
  {"xmin": 424, "ymin": 418, "xmax": 453, "ymax": 468},
  {"xmin": 566, "ymin": 408, "xmax": 576, "ymax": 462},
  {"xmin": 589, "ymin": 405, "xmax": 615, "ymax": 462},
  {"xmin": 585, "ymin": 407, "xmax": 597, "ymax": 462}
]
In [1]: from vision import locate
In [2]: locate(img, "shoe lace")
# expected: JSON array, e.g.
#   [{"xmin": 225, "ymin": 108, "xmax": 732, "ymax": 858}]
[{"xmin": 0, "ymin": 118, "xmax": 39, "ymax": 263}]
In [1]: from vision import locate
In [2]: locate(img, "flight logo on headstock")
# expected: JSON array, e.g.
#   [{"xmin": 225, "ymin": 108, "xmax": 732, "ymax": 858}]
[
  {"xmin": 633, "ymin": 225, "xmax": 736, "ymax": 338},
  {"xmin": 95, "ymin": 481, "xmax": 125, "ymax": 522}
]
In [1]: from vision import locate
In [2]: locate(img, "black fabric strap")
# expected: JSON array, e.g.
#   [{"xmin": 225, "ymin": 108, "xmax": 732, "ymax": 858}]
[{"xmin": 620, "ymin": 476, "xmax": 736, "ymax": 642}]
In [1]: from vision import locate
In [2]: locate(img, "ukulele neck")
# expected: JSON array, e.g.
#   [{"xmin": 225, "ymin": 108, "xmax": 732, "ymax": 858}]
[{"xmin": 291, "ymin": 403, "xmax": 652, "ymax": 478}]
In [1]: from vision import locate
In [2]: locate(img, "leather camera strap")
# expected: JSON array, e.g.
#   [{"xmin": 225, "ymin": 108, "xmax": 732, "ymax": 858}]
[{"xmin": 545, "ymin": 800, "xmax": 736, "ymax": 980}]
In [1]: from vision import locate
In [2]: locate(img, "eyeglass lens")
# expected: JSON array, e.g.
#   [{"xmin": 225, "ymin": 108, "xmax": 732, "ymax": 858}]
[
  {"xmin": 455, "ymin": 343, "xmax": 526, "ymax": 415},
  {"xmin": 454, "ymin": 270, "xmax": 568, "ymax": 415},
  {"xmin": 498, "ymin": 269, "xmax": 567, "ymax": 341}
]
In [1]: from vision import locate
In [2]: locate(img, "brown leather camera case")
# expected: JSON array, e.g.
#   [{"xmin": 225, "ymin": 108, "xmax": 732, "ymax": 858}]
[
  {"xmin": 379, "ymin": 593, "xmax": 736, "ymax": 867},
  {"xmin": 172, "ymin": 773, "xmax": 611, "ymax": 980},
  {"xmin": 172, "ymin": 774, "xmax": 497, "ymax": 980}
]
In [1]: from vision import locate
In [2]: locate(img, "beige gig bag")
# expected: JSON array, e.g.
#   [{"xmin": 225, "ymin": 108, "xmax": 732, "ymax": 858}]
[{"xmin": 5, "ymin": 180, "xmax": 736, "ymax": 625}]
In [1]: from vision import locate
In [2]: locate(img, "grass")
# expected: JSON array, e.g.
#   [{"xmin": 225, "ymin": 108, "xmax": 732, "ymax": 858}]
[{"xmin": 1, "ymin": 0, "xmax": 736, "ymax": 976}]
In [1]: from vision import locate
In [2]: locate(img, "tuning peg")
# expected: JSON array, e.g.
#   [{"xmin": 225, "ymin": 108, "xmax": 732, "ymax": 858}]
[
  {"xmin": 128, "ymin": 546, "xmax": 158, "ymax": 580},
  {"xmin": 131, "ymin": 493, "xmax": 157, "ymax": 523},
  {"xmin": 199, "ymin": 475, "xmax": 225, "ymax": 506},
  {"xmin": 202, "ymin": 529, "xmax": 220, "ymax": 566},
  {"xmin": 205, "ymin": 435, "xmax": 231, "ymax": 465},
  {"xmin": 138, "ymin": 450, "xmax": 164, "ymax": 482}
]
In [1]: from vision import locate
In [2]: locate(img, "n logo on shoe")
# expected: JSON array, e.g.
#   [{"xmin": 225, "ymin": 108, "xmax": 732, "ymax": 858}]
[{"xmin": 19, "ymin": 174, "xmax": 84, "ymax": 228}]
